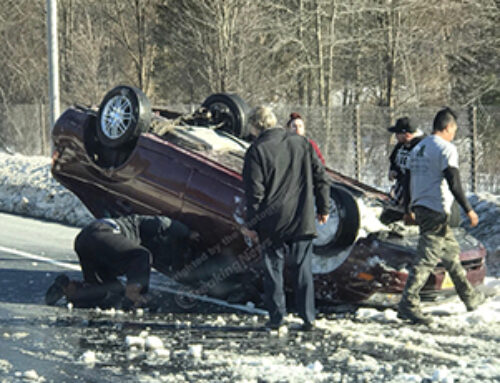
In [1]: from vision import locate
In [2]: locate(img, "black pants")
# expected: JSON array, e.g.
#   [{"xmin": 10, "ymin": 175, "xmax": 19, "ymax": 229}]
[
  {"xmin": 74, "ymin": 221, "xmax": 151, "ymax": 292},
  {"xmin": 263, "ymin": 239, "xmax": 315, "ymax": 324}
]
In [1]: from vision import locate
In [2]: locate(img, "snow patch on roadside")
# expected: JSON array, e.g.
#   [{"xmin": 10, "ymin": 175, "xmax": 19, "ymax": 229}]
[{"xmin": 0, "ymin": 153, "xmax": 92, "ymax": 227}]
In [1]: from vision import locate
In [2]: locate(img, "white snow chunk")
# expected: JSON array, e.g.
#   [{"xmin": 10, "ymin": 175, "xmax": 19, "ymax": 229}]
[
  {"xmin": 213, "ymin": 316, "xmax": 226, "ymax": 326},
  {"xmin": 12, "ymin": 332, "xmax": 29, "ymax": 340},
  {"xmin": 151, "ymin": 349, "xmax": 170, "ymax": 359},
  {"xmin": 22, "ymin": 369, "xmax": 41, "ymax": 381},
  {"xmin": 188, "ymin": 344, "xmax": 203, "ymax": 358},
  {"xmin": 102, "ymin": 308, "xmax": 116, "ymax": 316},
  {"xmin": 382, "ymin": 309, "xmax": 398, "ymax": 321},
  {"xmin": 135, "ymin": 308, "xmax": 144, "ymax": 317},
  {"xmin": 145, "ymin": 336, "xmax": 164, "ymax": 350},
  {"xmin": 79, "ymin": 350, "xmax": 97, "ymax": 365},
  {"xmin": 125, "ymin": 336, "xmax": 145, "ymax": 349},
  {"xmin": 0, "ymin": 359, "xmax": 12, "ymax": 374},
  {"xmin": 303, "ymin": 342, "xmax": 316, "ymax": 351},
  {"xmin": 432, "ymin": 366, "xmax": 453, "ymax": 382},
  {"xmin": 307, "ymin": 360, "xmax": 323, "ymax": 372},
  {"xmin": 395, "ymin": 373, "xmax": 422, "ymax": 382},
  {"xmin": 278, "ymin": 325, "xmax": 288, "ymax": 337}
]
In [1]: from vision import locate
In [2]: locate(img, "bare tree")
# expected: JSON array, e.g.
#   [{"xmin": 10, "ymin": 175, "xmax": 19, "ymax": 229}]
[{"xmin": 100, "ymin": 0, "xmax": 160, "ymax": 96}]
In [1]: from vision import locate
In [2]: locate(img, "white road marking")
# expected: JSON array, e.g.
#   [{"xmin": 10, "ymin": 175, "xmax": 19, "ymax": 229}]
[
  {"xmin": 0, "ymin": 245, "xmax": 80, "ymax": 271},
  {"xmin": 0, "ymin": 244, "xmax": 267, "ymax": 315}
]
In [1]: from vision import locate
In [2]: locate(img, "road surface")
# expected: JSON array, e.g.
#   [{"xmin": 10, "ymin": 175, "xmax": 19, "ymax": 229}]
[{"xmin": 0, "ymin": 212, "xmax": 498, "ymax": 383}]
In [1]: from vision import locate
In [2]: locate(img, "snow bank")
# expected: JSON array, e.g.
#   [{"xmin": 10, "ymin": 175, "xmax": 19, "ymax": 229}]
[{"xmin": 0, "ymin": 153, "xmax": 92, "ymax": 227}]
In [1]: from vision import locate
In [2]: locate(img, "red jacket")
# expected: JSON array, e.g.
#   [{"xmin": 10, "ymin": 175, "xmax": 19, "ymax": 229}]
[{"xmin": 309, "ymin": 139, "xmax": 325, "ymax": 165}]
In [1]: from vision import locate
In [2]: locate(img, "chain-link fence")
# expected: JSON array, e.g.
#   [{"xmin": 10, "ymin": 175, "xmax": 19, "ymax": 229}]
[
  {"xmin": 0, "ymin": 104, "xmax": 52, "ymax": 156},
  {"xmin": 1, "ymin": 103, "xmax": 498, "ymax": 194}
]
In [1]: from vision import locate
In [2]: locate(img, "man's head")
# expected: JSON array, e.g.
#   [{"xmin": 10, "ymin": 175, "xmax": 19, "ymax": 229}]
[
  {"xmin": 288, "ymin": 113, "xmax": 306, "ymax": 136},
  {"xmin": 388, "ymin": 117, "xmax": 416, "ymax": 144},
  {"xmin": 432, "ymin": 107, "xmax": 458, "ymax": 142},
  {"xmin": 248, "ymin": 106, "xmax": 277, "ymax": 137}
]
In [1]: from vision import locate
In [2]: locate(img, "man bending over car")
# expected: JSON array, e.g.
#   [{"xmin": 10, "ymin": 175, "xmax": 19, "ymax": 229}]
[{"xmin": 45, "ymin": 214, "xmax": 197, "ymax": 309}]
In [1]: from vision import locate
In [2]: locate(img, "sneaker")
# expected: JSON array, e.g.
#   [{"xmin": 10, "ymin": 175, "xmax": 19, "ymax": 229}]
[
  {"xmin": 300, "ymin": 321, "xmax": 315, "ymax": 331},
  {"xmin": 465, "ymin": 292, "xmax": 486, "ymax": 312},
  {"xmin": 45, "ymin": 274, "xmax": 70, "ymax": 305},
  {"xmin": 397, "ymin": 305, "xmax": 433, "ymax": 325}
]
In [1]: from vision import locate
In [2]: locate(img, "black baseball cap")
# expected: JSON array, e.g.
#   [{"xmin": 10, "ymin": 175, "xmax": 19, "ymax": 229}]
[{"xmin": 388, "ymin": 117, "xmax": 416, "ymax": 133}]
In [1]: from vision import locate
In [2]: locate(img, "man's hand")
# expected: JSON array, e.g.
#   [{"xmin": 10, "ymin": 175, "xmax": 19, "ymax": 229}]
[
  {"xmin": 403, "ymin": 212, "xmax": 416, "ymax": 225},
  {"xmin": 317, "ymin": 214, "xmax": 329, "ymax": 225},
  {"xmin": 240, "ymin": 226, "xmax": 259, "ymax": 243},
  {"xmin": 467, "ymin": 210, "xmax": 479, "ymax": 227}
]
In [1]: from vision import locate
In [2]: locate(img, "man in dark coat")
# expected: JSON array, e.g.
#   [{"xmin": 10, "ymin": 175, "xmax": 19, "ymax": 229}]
[
  {"xmin": 242, "ymin": 106, "xmax": 330, "ymax": 330},
  {"xmin": 45, "ymin": 214, "xmax": 195, "ymax": 309}
]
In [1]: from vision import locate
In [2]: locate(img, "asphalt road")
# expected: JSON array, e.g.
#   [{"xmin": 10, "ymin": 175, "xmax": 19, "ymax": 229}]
[
  {"xmin": 0, "ymin": 213, "xmax": 325, "ymax": 383},
  {"xmin": 1, "ymin": 212, "xmax": 498, "ymax": 383},
  {"xmin": 0, "ymin": 213, "xmax": 98, "ymax": 381}
]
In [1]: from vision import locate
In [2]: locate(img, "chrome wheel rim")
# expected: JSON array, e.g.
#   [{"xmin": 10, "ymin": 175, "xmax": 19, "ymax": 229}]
[
  {"xmin": 100, "ymin": 95, "xmax": 133, "ymax": 139},
  {"xmin": 313, "ymin": 196, "xmax": 341, "ymax": 247}
]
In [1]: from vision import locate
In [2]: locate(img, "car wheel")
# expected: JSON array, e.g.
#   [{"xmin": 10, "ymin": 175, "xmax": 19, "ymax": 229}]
[
  {"xmin": 96, "ymin": 85, "xmax": 151, "ymax": 148},
  {"xmin": 313, "ymin": 186, "xmax": 360, "ymax": 254},
  {"xmin": 202, "ymin": 93, "xmax": 250, "ymax": 138}
]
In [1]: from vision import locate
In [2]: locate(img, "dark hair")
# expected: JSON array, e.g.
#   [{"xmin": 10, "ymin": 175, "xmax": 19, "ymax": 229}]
[
  {"xmin": 287, "ymin": 112, "xmax": 303, "ymax": 128},
  {"xmin": 433, "ymin": 107, "xmax": 457, "ymax": 132}
]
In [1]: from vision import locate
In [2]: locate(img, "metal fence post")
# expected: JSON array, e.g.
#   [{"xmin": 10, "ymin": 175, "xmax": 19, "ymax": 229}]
[
  {"xmin": 353, "ymin": 104, "xmax": 361, "ymax": 180},
  {"xmin": 39, "ymin": 103, "xmax": 47, "ymax": 156},
  {"xmin": 468, "ymin": 105, "xmax": 477, "ymax": 193}
]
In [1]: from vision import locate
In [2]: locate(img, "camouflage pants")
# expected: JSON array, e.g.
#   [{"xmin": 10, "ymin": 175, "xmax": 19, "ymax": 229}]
[{"xmin": 400, "ymin": 206, "xmax": 476, "ymax": 309}]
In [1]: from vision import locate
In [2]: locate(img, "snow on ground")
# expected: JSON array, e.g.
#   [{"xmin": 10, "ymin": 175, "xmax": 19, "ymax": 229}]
[
  {"xmin": 0, "ymin": 153, "xmax": 93, "ymax": 227},
  {"xmin": 1, "ymin": 151, "xmax": 500, "ymax": 382}
]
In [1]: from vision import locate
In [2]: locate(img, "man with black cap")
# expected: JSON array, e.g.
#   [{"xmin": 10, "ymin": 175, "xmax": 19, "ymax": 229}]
[{"xmin": 380, "ymin": 117, "xmax": 425, "ymax": 224}]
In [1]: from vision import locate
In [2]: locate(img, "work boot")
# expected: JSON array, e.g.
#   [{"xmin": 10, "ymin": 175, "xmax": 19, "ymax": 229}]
[
  {"xmin": 397, "ymin": 304, "xmax": 433, "ymax": 325},
  {"xmin": 464, "ymin": 292, "xmax": 486, "ymax": 312},
  {"xmin": 45, "ymin": 274, "xmax": 70, "ymax": 305}
]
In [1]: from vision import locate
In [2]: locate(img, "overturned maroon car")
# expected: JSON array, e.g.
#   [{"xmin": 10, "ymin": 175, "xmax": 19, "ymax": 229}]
[{"xmin": 51, "ymin": 85, "xmax": 487, "ymax": 310}]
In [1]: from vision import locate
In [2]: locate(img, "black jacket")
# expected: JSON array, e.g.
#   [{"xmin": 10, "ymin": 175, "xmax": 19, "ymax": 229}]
[
  {"xmin": 389, "ymin": 134, "xmax": 426, "ymax": 208},
  {"xmin": 242, "ymin": 128, "xmax": 330, "ymax": 245},
  {"xmin": 388, "ymin": 134, "xmax": 426, "ymax": 180},
  {"xmin": 114, "ymin": 215, "xmax": 191, "ymax": 257}
]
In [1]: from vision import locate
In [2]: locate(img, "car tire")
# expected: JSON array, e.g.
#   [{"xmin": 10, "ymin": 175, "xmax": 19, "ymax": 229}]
[
  {"xmin": 313, "ymin": 186, "xmax": 360, "ymax": 254},
  {"xmin": 202, "ymin": 93, "xmax": 250, "ymax": 138},
  {"xmin": 96, "ymin": 85, "xmax": 151, "ymax": 148}
]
